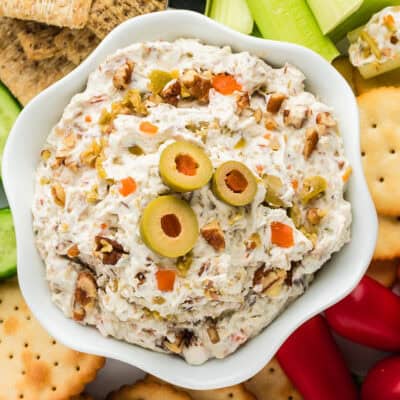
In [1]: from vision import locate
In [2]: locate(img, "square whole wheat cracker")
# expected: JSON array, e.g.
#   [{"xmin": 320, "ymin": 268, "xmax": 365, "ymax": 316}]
[
  {"xmin": 145, "ymin": 375, "xmax": 256, "ymax": 400},
  {"xmin": 0, "ymin": 279, "xmax": 104, "ymax": 400},
  {"xmin": 54, "ymin": 28, "xmax": 100, "ymax": 65},
  {"xmin": 87, "ymin": 0, "xmax": 167, "ymax": 39},
  {"xmin": 0, "ymin": 0, "xmax": 93, "ymax": 29},
  {"xmin": 0, "ymin": 18, "xmax": 75, "ymax": 105},
  {"xmin": 358, "ymin": 87, "xmax": 400, "ymax": 217},
  {"xmin": 17, "ymin": 21, "xmax": 62, "ymax": 61}
]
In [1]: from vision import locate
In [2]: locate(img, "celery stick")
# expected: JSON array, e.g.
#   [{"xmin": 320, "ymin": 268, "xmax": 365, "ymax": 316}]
[
  {"xmin": 329, "ymin": 0, "xmax": 400, "ymax": 42},
  {"xmin": 246, "ymin": 0, "xmax": 339, "ymax": 62},
  {"xmin": 207, "ymin": 0, "xmax": 254, "ymax": 35},
  {"xmin": 307, "ymin": 0, "xmax": 363, "ymax": 34}
]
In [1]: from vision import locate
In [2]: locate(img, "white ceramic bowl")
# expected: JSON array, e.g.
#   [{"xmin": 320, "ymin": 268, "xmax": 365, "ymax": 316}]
[{"xmin": 2, "ymin": 10, "xmax": 377, "ymax": 390}]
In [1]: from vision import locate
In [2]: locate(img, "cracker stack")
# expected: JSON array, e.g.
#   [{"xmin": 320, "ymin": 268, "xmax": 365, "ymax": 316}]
[
  {"xmin": 333, "ymin": 57, "xmax": 400, "ymax": 287},
  {"xmin": 358, "ymin": 87, "xmax": 400, "ymax": 287},
  {"xmin": 0, "ymin": 0, "xmax": 167, "ymax": 105}
]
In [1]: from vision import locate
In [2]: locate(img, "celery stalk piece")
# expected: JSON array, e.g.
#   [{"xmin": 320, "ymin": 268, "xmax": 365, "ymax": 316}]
[
  {"xmin": 306, "ymin": 0, "xmax": 363, "ymax": 34},
  {"xmin": 206, "ymin": 0, "xmax": 254, "ymax": 35},
  {"xmin": 246, "ymin": 0, "xmax": 339, "ymax": 62},
  {"xmin": 329, "ymin": 0, "xmax": 400, "ymax": 42}
]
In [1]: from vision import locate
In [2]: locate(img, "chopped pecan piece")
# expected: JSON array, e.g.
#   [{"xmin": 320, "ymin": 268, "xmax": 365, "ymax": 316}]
[
  {"xmin": 73, "ymin": 271, "xmax": 97, "ymax": 321},
  {"xmin": 303, "ymin": 128, "xmax": 319, "ymax": 159},
  {"xmin": 160, "ymin": 79, "xmax": 181, "ymax": 106},
  {"xmin": 94, "ymin": 236, "xmax": 128, "ymax": 265},
  {"xmin": 236, "ymin": 92, "xmax": 250, "ymax": 113},
  {"xmin": 163, "ymin": 334, "xmax": 184, "ymax": 354},
  {"xmin": 51, "ymin": 183, "xmax": 65, "ymax": 207},
  {"xmin": 283, "ymin": 109, "xmax": 307, "ymax": 129},
  {"xmin": 267, "ymin": 93, "xmax": 286, "ymax": 113},
  {"xmin": 316, "ymin": 112, "xmax": 336, "ymax": 134},
  {"xmin": 306, "ymin": 208, "xmax": 325, "ymax": 225},
  {"xmin": 265, "ymin": 117, "xmax": 278, "ymax": 131},
  {"xmin": 253, "ymin": 108, "xmax": 263, "ymax": 123},
  {"xmin": 207, "ymin": 325, "xmax": 220, "ymax": 344},
  {"xmin": 63, "ymin": 132, "xmax": 77, "ymax": 149},
  {"xmin": 245, "ymin": 232, "xmax": 261, "ymax": 250},
  {"xmin": 112, "ymin": 60, "xmax": 135, "ymax": 90},
  {"xmin": 201, "ymin": 220, "xmax": 225, "ymax": 251},
  {"xmin": 253, "ymin": 266, "xmax": 287, "ymax": 297},
  {"xmin": 181, "ymin": 69, "xmax": 212, "ymax": 104}
]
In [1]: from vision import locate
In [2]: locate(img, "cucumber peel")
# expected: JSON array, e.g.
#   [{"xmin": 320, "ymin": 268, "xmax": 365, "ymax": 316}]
[
  {"xmin": 206, "ymin": 0, "xmax": 254, "ymax": 34},
  {"xmin": 306, "ymin": 0, "xmax": 363, "ymax": 34},
  {"xmin": 0, "ymin": 83, "xmax": 20, "ymax": 179},
  {"xmin": 247, "ymin": 0, "xmax": 339, "ymax": 62},
  {"xmin": 0, "ymin": 208, "xmax": 17, "ymax": 280},
  {"xmin": 329, "ymin": 0, "xmax": 400, "ymax": 42}
]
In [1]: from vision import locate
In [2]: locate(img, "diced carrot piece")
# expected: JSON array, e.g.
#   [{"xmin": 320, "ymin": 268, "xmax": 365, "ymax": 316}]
[
  {"xmin": 100, "ymin": 223, "xmax": 107, "ymax": 229},
  {"xmin": 139, "ymin": 121, "xmax": 158, "ymax": 135},
  {"xmin": 342, "ymin": 166, "xmax": 352, "ymax": 182},
  {"xmin": 256, "ymin": 165, "xmax": 264, "ymax": 175},
  {"xmin": 271, "ymin": 221, "xmax": 294, "ymax": 248},
  {"xmin": 119, "ymin": 177, "xmax": 137, "ymax": 196},
  {"xmin": 156, "ymin": 269, "xmax": 176, "ymax": 292},
  {"xmin": 264, "ymin": 133, "xmax": 271, "ymax": 140},
  {"xmin": 85, "ymin": 115, "xmax": 92, "ymax": 123},
  {"xmin": 212, "ymin": 74, "xmax": 242, "ymax": 95},
  {"xmin": 292, "ymin": 179, "xmax": 298, "ymax": 190}
]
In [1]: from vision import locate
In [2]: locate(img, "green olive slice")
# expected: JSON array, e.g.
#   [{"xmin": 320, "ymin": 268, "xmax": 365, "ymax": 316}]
[
  {"xmin": 212, "ymin": 161, "xmax": 257, "ymax": 206},
  {"xmin": 140, "ymin": 195, "xmax": 199, "ymax": 258},
  {"xmin": 159, "ymin": 141, "xmax": 213, "ymax": 192}
]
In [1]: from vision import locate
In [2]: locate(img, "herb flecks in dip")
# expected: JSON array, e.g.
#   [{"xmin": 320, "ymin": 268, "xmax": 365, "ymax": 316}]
[{"xmin": 32, "ymin": 39, "xmax": 351, "ymax": 365}]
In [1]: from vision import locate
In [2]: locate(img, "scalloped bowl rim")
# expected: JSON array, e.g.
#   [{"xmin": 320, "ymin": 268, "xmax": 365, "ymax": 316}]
[{"xmin": 2, "ymin": 10, "xmax": 377, "ymax": 390}]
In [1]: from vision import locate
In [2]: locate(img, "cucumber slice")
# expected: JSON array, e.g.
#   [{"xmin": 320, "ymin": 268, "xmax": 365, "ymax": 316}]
[
  {"xmin": 246, "ymin": 0, "xmax": 339, "ymax": 62},
  {"xmin": 0, "ymin": 83, "xmax": 20, "ymax": 179},
  {"xmin": 207, "ymin": 0, "xmax": 254, "ymax": 34},
  {"xmin": 329, "ymin": 0, "xmax": 400, "ymax": 42},
  {"xmin": 306, "ymin": 0, "xmax": 363, "ymax": 34},
  {"xmin": 0, "ymin": 208, "xmax": 17, "ymax": 279}
]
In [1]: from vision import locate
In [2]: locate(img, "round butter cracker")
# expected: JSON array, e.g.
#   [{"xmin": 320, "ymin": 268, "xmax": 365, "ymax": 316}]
[
  {"xmin": 359, "ymin": 87, "xmax": 400, "ymax": 216},
  {"xmin": 367, "ymin": 258, "xmax": 398, "ymax": 287},
  {"xmin": 145, "ymin": 375, "xmax": 256, "ymax": 400},
  {"xmin": 106, "ymin": 381, "xmax": 192, "ymax": 400},
  {"xmin": 374, "ymin": 215, "xmax": 400, "ymax": 260},
  {"xmin": 0, "ymin": 279, "xmax": 105, "ymax": 400},
  {"xmin": 245, "ymin": 358, "xmax": 302, "ymax": 400}
]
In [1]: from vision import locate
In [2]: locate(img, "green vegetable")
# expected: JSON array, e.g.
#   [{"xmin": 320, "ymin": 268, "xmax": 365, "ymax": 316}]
[
  {"xmin": 0, "ymin": 208, "xmax": 17, "ymax": 279},
  {"xmin": 246, "ymin": 0, "xmax": 339, "ymax": 62},
  {"xmin": 206, "ymin": 0, "xmax": 254, "ymax": 34},
  {"xmin": 0, "ymin": 83, "xmax": 20, "ymax": 179},
  {"xmin": 306, "ymin": 0, "xmax": 363, "ymax": 34},
  {"xmin": 329, "ymin": 0, "xmax": 400, "ymax": 42}
]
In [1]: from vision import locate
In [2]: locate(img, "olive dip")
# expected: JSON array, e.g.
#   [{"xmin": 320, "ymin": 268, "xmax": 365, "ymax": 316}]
[{"xmin": 32, "ymin": 39, "xmax": 352, "ymax": 365}]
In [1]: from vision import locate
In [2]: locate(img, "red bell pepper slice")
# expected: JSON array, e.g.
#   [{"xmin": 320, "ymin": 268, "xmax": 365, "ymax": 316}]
[
  {"xmin": 325, "ymin": 276, "xmax": 400, "ymax": 351},
  {"xmin": 362, "ymin": 356, "xmax": 400, "ymax": 400},
  {"xmin": 276, "ymin": 315, "xmax": 358, "ymax": 400}
]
